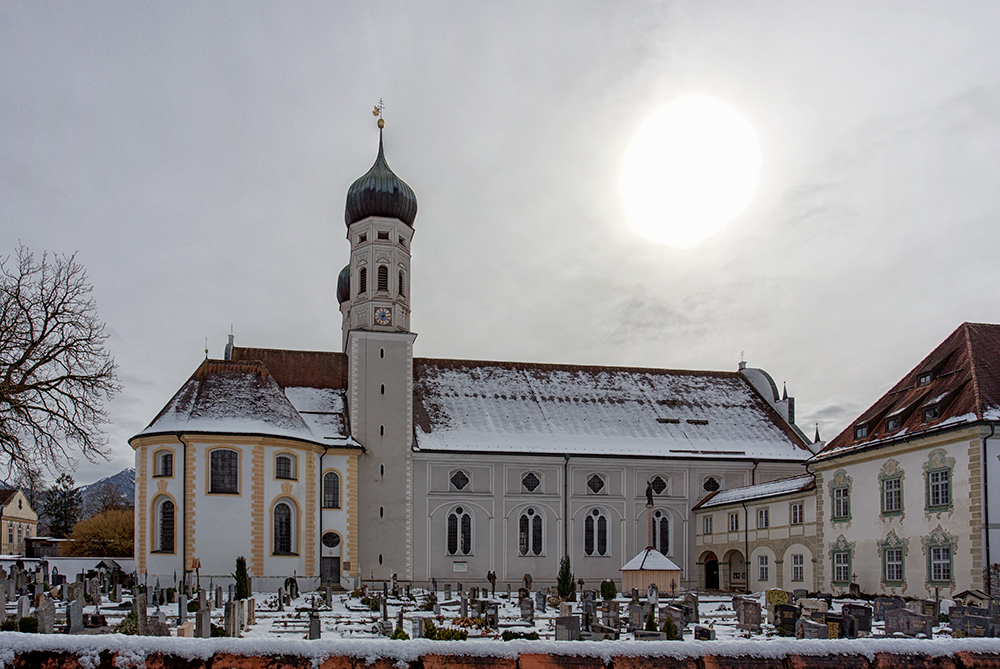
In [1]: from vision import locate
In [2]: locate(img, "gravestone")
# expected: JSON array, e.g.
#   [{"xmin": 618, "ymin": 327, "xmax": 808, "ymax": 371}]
[
  {"xmin": 523, "ymin": 573, "xmax": 533, "ymax": 590},
  {"xmin": 555, "ymin": 615, "xmax": 581, "ymax": 640},
  {"xmin": 36, "ymin": 596, "xmax": 55, "ymax": 634},
  {"xmin": 799, "ymin": 598, "xmax": 828, "ymax": 615},
  {"xmin": 775, "ymin": 604, "xmax": 799, "ymax": 635},
  {"xmin": 603, "ymin": 600, "xmax": 620, "ymax": 628},
  {"xmin": 535, "ymin": 591, "xmax": 547, "ymax": 613},
  {"xmin": 582, "ymin": 597, "xmax": 597, "ymax": 620},
  {"xmin": 825, "ymin": 612, "xmax": 846, "ymax": 639},
  {"xmin": 842, "ymin": 603, "xmax": 872, "ymax": 634},
  {"xmin": 950, "ymin": 605, "xmax": 989, "ymax": 631},
  {"xmin": 922, "ymin": 599, "xmax": 940, "ymax": 618},
  {"xmin": 736, "ymin": 598, "xmax": 761, "ymax": 632},
  {"xmin": 486, "ymin": 602, "xmax": 499, "ymax": 627},
  {"xmin": 631, "ymin": 588, "xmax": 640, "ymax": 603},
  {"xmin": 874, "ymin": 596, "xmax": 905, "ymax": 621},
  {"xmin": 134, "ymin": 592, "xmax": 148, "ymax": 636},
  {"xmin": 885, "ymin": 608, "xmax": 933, "ymax": 638},
  {"xmin": 114, "ymin": 584, "xmax": 122, "ymax": 603},
  {"xmin": 628, "ymin": 602, "xmax": 644, "ymax": 631},
  {"xmin": 178, "ymin": 594, "xmax": 187, "ymax": 625},
  {"xmin": 810, "ymin": 610, "xmax": 827, "ymax": 624},
  {"xmin": 433, "ymin": 603, "xmax": 441, "ymax": 616},
  {"xmin": 309, "ymin": 614, "xmax": 321, "ymax": 640},
  {"xmin": 215, "ymin": 586, "xmax": 223, "ymax": 609},
  {"xmin": 694, "ymin": 625, "xmax": 716, "ymax": 640},
  {"xmin": 444, "ymin": 584, "xmax": 452, "ymax": 600},
  {"xmin": 411, "ymin": 616, "xmax": 424, "ymax": 638},
  {"xmin": 460, "ymin": 595, "xmax": 468, "ymax": 618},
  {"xmin": 88, "ymin": 579, "xmax": 101, "ymax": 610},
  {"xmin": 469, "ymin": 586, "xmax": 479, "ymax": 600},
  {"xmin": 560, "ymin": 601, "xmax": 573, "ymax": 617},
  {"xmin": 518, "ymin": 587, "xmax": 529, "ymax": 600},
  {"xmin": 17, "ymin": 594, "xmax": 30, "ymax": 620},
  {"xmin": 817, "ymin": 593, "xmax": 833, "ymax": 608},
  {"xmin": 659, "ymin": 605, "xmax": 685, "ymax": 635},
  {"xmin": 196, "ymin": 608, "xmax": 211, "ymax": 638},
  {"xmin": 0, "ymin": 589, "xmax": 5, "ymax": 623},
  {"xmin": 228, "ymin": 585, "xmax": 235, "ymax": 603},
  {"xmin": 177, "ymin": 621, "xmax": 194, "ymax": 637},
  {"xmin": 67, "ymin": 600, "xmax": 84, "ymax": 633},
  {"xmin": 647, "ymin": 583, "xmax": 659, "ymax": 605},
  {"xmin": 248, "ymin": 598, "xmax": 256, "ymax": 626},
  {"xmin": 224, "ymin": 601, "xmax": 237, "ymax": 637},
  {"xmin": 277, "ymin": 588, "xmax": 285, "ymax": 611},
  {"xmin": 955, "ymin": 613, "xmax": 992, "ymax": 637},
  {"xmin": 67, "ymin": 581, "xmax": 85, "ymax": 604},
  {"xmin": 797, "ymin": 618, "xmax": 828, "ymax": 639},
  {"xmin": 683, "ymin": 592, "xmax": 700, "ymax": 624},
  {"xmin": 520, "ymin": 597, "xmax": 534, "ymax": 623},
  {"xmin": 148, "ymin": 611, "xmax": 171, "ymax": 637}
]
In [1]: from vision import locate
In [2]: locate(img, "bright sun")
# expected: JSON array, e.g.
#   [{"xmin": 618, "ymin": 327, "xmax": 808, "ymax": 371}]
[{"xmin": 620, "ymin": 94, "xmax": 761, "ymax": 248}]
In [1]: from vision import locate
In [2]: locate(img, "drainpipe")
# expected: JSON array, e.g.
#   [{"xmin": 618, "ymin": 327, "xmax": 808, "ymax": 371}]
[
  {"xmin": 985, "ymin": 423, "xmax": 996, "ymax": 595},
  {"xmin": 563, "ymin": 454, "xmax": 570, "ymax": 557},
  {"xmin": 751, "ymin": 459, "xmax": 759, "ymax": 485},
  {"xmin": 741, "ymin": 501, "xmax": 749, "ymax": 593},
  {"xmin": 175, "ymin": 434, "xmax": 188, "ymax": 584},
  {"xmin": 319, "ymin": 446, "xmax": 330, "ymax": 587}
]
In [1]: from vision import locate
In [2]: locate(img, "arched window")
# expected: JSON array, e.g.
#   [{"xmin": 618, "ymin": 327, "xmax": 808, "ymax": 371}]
[
  {"xmin": 521, "ymin": 472, "xmax": 541, "ymax": 493},
  {"xmin": 518, "ymin": 507, "xmax": 543, "ymax": 556},
  {"xmin": 275, "ymin": 454, "xmax": 295, "ymax": 480},
  {"xmin": 274, "ymin": 501, "xmax": 295, "ymax": 555},
  {"xmin": 155, "ymin": 451, "xmax": 172, "ymax": 477},
  {"xmin": 398, "ymin": 270, "xmax": 405, "ymax": 297},
  {"xmin": 358, "ymin": 267, "xmax": 367, "ymax": 295},
  {"xmin": 156, "ymin": 498, "xmax": 174, "ymax": 553},
  {"xmin": 377, "ymin": 266, "xmax": 388, "ymax": 291},
  {"xmin": 587, "ymin": 474, "xmax": 606, "ymax": 494},
  {"xmin": 323, "ymin": 472, "xmax": 341, "ymax": 509},
  {"xmin": 653, "ymin": 510, "xmax": 669, "ymax": 554},
  {"xmin": 447, "ymin": 506, "xmax": 472, "ymax": 555},
  {"xmin": 584, "ymin": 508, "xmax": 609, "ymax": 556},
  {"xmin": 450, "ymin": 470, "xmax": 470, "ymax": 491},
  {"xmin": 209, "ymin": 449, "xmax": 239, "ymax": 493}
]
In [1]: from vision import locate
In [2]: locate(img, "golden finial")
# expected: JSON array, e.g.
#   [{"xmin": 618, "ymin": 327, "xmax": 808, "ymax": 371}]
[{"xmin": 373, "ymin": 98, "xmax": 385, "ymax": 129}]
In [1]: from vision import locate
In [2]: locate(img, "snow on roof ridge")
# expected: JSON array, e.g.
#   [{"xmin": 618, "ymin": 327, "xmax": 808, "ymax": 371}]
[
  {"xmin": 621, "ymin": 547, "xmax": 681, "ymax": 571},
  {"xmin": 694, "ymin": 474, "xmax": 815, "ymax": 509}
]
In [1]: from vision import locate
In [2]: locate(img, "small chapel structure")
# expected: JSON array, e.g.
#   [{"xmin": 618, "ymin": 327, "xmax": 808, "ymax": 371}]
[{"xmin": 131, "ymin": 124, "xmax": 814, "ymax": 591}]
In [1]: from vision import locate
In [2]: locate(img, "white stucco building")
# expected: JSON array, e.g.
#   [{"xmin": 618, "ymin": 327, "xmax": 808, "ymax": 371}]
[{"xmin": 131, "ymin": 129, "xmax": 815, "ymax": 591}]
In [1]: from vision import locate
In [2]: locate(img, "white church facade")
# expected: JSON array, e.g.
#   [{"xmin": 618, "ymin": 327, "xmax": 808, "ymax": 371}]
[{"xmin": 131, "ymin": 130, "xmax": 815, "ymax": 591}]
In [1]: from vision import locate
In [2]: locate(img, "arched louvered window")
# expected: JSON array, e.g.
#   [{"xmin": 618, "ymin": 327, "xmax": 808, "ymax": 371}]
[
  {"xmin": 447, "ymin": 507, "xmax": 472, "ymax": 555},
  {"xmin": 274, "ymin": 501, "xmax": 295, "ymax": 555},
  {"xmin": 518, "ymin": 507, "xmax": 543, "ymax": 556},
  {"xmin": 584, "ymin": 508, "xmax": 609, "ymax": 556},
  {"xmin": 377, "ymin": 266, "xmax": 388, "ymax": 291},
  {"xmin": 358, "ymin": 267, "xmax": 367, "ymax": 295},
  {"xmin": 653, "ymin": 510, "xmax": 670, "ymax": 554},
  {"xmin": 323, "ymin": 472, "xmax": 340, "ymax": 508},
  {"xmin": 398, "ymin": 270, "xmax": 405, "ymax": 296},
  {"xmin": 157, "ymin": 498, "xmax": 174, "ymax": 553}
]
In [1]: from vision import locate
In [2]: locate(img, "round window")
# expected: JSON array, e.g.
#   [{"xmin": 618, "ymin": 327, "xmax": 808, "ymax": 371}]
[{"xmin": 322, "ymin": 532, "xmax": 341, "ymax": 548}]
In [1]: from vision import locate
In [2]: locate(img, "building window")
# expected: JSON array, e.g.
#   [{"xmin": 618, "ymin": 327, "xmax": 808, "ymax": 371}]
[
  {"xmin": 703, "ymin": 477, "xmax": 720, "ymax": 492},
  {"xmin": 518, "ymin": 507, "xmax": 543, "ymax": 556},
  {"xmin": 791, "ymin": 554, "xmax": 804, "ymax": 581},
  {"xmin": 653, "ymin": 510, "xmax": 669, "ymax": 554},
  {"xmin": 209, "ymin": 449, "xmax": 239, "ymax": 494},
  {"xmin": 521, "ymin": 472, "xmax": 541, "ymax": 493},
  {"xmin": 377, "ymin": 265, "xmax": 389, "ymax": 291},
  {"xmin": 377, "ymin": 231, "xmax": 389, "ymax": 240},
  {"xmin": 274, "ymin": 501, "xmax": 295, "ymax": 555},
  {"xmin": 447, "ymin": 507, "xmax": 472, "ymax": 556},
  {"xmin": 323, "ymin": 472, "xmax": 340, "ymax": 509},
  {"xmin": 586, "ymin": 474, "xmax": 606, "ymax": 494},
  {"xmin": 584, "ymin": 508, "xmax": 609, "ymax": 556},
  {"xmin": 833, "ymin": 551, "xmax": 851, "ymax": 584},
  {"xmin": 398, "ymin": 270, "xmax": 405, "ymax": 297},
  {"xmin": 649, "ymin": 476, "xmax": 667, "ymax": 495},
  {"xmin": 833, "ymin": 487, "xmax": 849, "ymax": 520},
  {"xmin": 917, "ymin": 372, "xmax": 932, "ymax": 386},
  {"xmin": 885, "ymin": 415, "xmax": 901, "ymax": 431},
  {"xmin": 884, "ymin": 548, "xmax": 903, "ymax": 583},
  {"xmin": 791, "ymin": 502, "xmax": 804, "ymax": 525},
  {"xmin": 6, "ymin": 522, "xmax": 12, "ymax": 544},
  {"xmin": 854, "ymin": 424, "xmax": 868, "ymax": 440},
  {"xmin": 758, "ymin": 555, "xmax": 769, "ymax": 582},
  {"xmin": 928, "ymin": 470, "xmax": 950, "ymax": 509},
  {"xmin": 923, "ymin": 405, "xmax": 940, "ymax": 422},
  {"xmin": 358, "ymin": 267, "xmax": 367, "ymax": 294},
  {"xmin": 322, "ymin": 532, "xmax": 341, "ymax": 548},
  {"xmin": 156, "ymin": 498, "xmax": 174, "ymax": 553},
  {"xmin": 155, "ymin": 451, "xmax": 172, "ymax": 477},
  {"xmin": 930, "ymin": 546, "xmax": 951, "ymax": 583},
  {"xmin": 359, "ymin": 233, "xmax": 367, "ymax": 243},
  {"xmin": 729, "ymin": 512, "xmax": 739, "ymax": 532},
  {"xmin": 450, "ymin": 470, "xmax": 470, "ymax": 491},
  {"xmin": 882, "ymin": 477, "xmax": 902, "ymax": 514},
  {"xmin": 275, "ymin": 454, "xmax": 295, "ymax": 480},
  {"xmin": 703, "ymin": 516, "xmax": 713, "ymax": 535},
  {"xmin": 757, "ymin": 508, "xmax": 770, "ymax": 529}
]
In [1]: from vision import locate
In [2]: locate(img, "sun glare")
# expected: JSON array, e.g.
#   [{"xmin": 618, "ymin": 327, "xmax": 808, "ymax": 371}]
[{"xmin": 620, "ymin": 94, "xmax": 761, "ymax": 248}]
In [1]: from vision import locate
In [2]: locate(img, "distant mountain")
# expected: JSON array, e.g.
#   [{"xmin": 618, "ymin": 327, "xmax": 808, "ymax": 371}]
[{"xmin": 80, "ymin": 468, "xmax": 135, "ymax": 512}]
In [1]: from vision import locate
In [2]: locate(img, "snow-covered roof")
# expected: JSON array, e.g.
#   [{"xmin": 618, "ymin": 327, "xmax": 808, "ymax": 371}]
[
  {"xmin": 136, "ymin": 360, "xmax": 324, "ymax": 445},
  {"xmin": 412, "ymin": 359, "xmax": 810, "ymax": 459},
  {"xmin": 621, "ymin": 547, "xmax": 681, "ymax": 571},
  {"xmin": 693, "ymin": 474, "xmax": 815, "ymax": 509},
  {"xmin": 284, "ymin": 387, "xmax": 350, "ymax": 442}
]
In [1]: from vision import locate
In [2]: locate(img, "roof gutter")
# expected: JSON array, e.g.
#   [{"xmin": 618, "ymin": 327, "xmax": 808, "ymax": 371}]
[{"xmin": 811, "ymin": 419, "xmax": 993, "ymax": 464}]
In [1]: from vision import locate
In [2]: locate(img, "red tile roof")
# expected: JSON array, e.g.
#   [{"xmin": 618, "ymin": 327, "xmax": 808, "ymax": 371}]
[
  {"xmin": 816, "ymin": 322, "xmax": 1000, "ymax": 460},
  {"xmin": 231, "ymin": 348, "xmax": 347, "ymax": 390},
  {"xmin": 0, "ymin": 489, "xmax": 16, "ymax": 507}
]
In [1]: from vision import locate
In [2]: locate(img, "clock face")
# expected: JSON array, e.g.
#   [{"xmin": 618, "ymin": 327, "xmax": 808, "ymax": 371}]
[{"xmin": 374, "ymin": 307, "xmax": 392, "ymax": 326}]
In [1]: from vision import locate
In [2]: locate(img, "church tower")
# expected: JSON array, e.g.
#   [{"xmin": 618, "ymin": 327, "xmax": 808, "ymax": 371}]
[{"xmin": 337, "ymin": 125, "xmax": 418, "ymax": 581}]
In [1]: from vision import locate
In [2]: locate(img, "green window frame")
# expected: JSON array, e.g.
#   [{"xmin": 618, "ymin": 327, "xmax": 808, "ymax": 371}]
[
  {"xmin": 829, "ymin": 534, "xmax": 854, "ymax": 586},
  {"xmin": 882, "ymin": 477, "xmax": 902, "ymax": 515},
  {"xmin": 923, "ymin": 526, "xmax": 956, "ymax": 587},
  {"xmin": 828, "ymin": 470, "xmax": 853, "ymax": 523},
  {"xmin": 923, "ymin": 449, "xmax": 955, "ymax": 514},
  {"xmin": 879, "ymin": 530, "xmax": 908, "ymax": 588}
]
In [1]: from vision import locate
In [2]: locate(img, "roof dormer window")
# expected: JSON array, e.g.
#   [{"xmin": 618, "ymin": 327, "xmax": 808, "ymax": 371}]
[
  {"xmin": 918, "ymin": 372, "xmax": 932, "ymax": 386},
  {"xmin": 854, "ymin": 424, "xmax": 868, "ymax": 440},
  {"xmin": 885, "ymin": 416, "xmax": 901, "ymax": 432},
  {"xmin": 923, "ymin": 405, "xmax": 940, "ymax": 422}
]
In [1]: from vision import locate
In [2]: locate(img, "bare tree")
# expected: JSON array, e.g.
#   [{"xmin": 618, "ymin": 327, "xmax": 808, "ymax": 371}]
[
  {"xmin": 84, "ymin": 482, "xmax": 131, "ymax": 518},
  {"xmin": 0, "ymin": 246, "xmax": 120, "ymax": 475}
]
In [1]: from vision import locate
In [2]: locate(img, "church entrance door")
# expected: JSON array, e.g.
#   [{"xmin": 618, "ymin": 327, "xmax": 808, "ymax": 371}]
[
  {"xmin": 705, "ymin": 555, "xmax": 720, "ymax": 590},
  {"xmin": 322, "ymin": 557, "xmax": 340, "ymax": 585}
]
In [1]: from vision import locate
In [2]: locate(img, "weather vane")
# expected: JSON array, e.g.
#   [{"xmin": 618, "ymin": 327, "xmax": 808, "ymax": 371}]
[{"xmin": 372, "ymin": 98, "xmax": 385, "ymax": 129}]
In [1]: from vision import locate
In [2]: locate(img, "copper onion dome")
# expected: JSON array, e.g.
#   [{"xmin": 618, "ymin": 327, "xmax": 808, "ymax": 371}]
[
  {"xmin": 336, "ymin": 264, "xmax": 351, "ymax": 304},
  {"xmin": 344, "ymin": 131, "xmax": 417, "ymax": 227}
]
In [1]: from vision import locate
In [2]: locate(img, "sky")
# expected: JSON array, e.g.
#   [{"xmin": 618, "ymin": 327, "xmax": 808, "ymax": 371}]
[{"xmin": 3, "ymin": 2, "xmax": 1000, "ymax": 486}]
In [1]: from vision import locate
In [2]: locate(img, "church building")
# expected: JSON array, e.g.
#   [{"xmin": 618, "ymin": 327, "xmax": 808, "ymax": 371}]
[{"xmin": 131, "ymin": 129, "xmax": 814, "ymax": 591}]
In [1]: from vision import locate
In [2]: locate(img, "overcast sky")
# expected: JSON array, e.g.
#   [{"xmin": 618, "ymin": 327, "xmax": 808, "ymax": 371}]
[{"xmin": 4, "ymin": 2, "xmax": 1000, "ymax": 486}]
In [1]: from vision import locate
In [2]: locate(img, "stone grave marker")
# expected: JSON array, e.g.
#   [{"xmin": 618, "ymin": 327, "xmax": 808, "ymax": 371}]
[
  {"xmin": 535, "ymin": 590, "xmax": 547, "ymax": 613},
  {"xmin": 797, "ymin": 618, "xmax": 828, "ymax": 639},
  {"xmin": 874, "ymin": 595, "xmax": 905, "ymax": 621},
  {"xmin": 36, "ymin": 596, "xmax": 55, "ymax": 634},
  {"xmin": 816, "ymin": 593, "xmax": 833, "ymax": 608},
  {"xmin": 486, "ymin": 602, "xmax": 499, "ymax": 627},
  {"xmin": 17, "ymin": 594, "xmax": 30, "ymax": 620},
  {"xmin": 683, "ymin": 592, "xmax": 700, "ymax": 624},
  {"xmin": 555, "ymin": 615, "xmax": 580, "ymax": 640},
  {"xmin": 114, "ymin": 584, "xmax": 122, "ymax": 603},
  {"xmin": 518, "ymin": 586, "xmax": 529, "ymax": 600},
  {"xmin": 647, "ymin": 583, "xmax": 659, "ymax": 605},
  {"xmin": 885, "ymin": 608, "xmax": 933, "ymax": 638},
  {"xmin": 460, "ymin": 595, "xmax": 468, "ymax": 618},
  {"xmin": 559, "ymin": 601, "xmax": 573, "ymax": 617},
  {"xmin": 950, "ymin": 605, "xmax": 988, "ymax": 630},
  {"xmin": 775, "ymin": 604, "xmax": 799, "ymax": 635},
  {"xmin": 67, "ymin": 599, "xmax": 84, "ymax": 633},
  {"xmin": 228, "ymin": 584, "xmax": 235, "ymax": 603},
  {"xmin": 224, "ymin": 601, "xmax": 236, "ymax": 637},
  {"xmin": 149, "ymin": 610, "xmax": 170, "ymax": 636},
  {"xmin": 799, "ymin": 598, "xmax": 828, "ymax": 615},
  {"xmin": 520, "ymin": 597, "xmax": 534, "ymax": 623},
  {"xmin": 444, "ymin": 584, "xmax": 452, "ymax": 600},
  {"xmin": 196, "ymin": 608, "xmax": 211, "ymax": 638},
  {"xmin": 792, "ymin": 589, "xmax": 808, "ymax": 601},
  {"xmin": 842, "ymin": 603, "xmax": 872, "ymax": 634},
  {"xmin": 277, "ymin": 588, "xmax": 285, "ymax": 611},
  {"xmin": 433, "ymin": 603, "xmax": 441, "ymax": 616},
  {"xmin": 177, "ymin": 621, "xmax": 194, "ymax": 637},
  {"xmin": 523, "ymin": 573, "xmax": 533, "ymax": 590},
  {"xmin": 694, "ymin": 625, "xmax": 716, "ymax": 640},
  {"xmin": 659, "ymin": 604, "xmax": 685, "ymax": 636},
  {"xmin": 88, "ymin": 579, "xmax": 101, "ymax": 610},
  {"xmin": 0, "ymin": 588, "xmax": 5, "ymax": 622},
  {"xmin": 628, "ymin": 602, "xmax": 643, "ymax": 631},
  {"xmin": 215, "ymin": 586, "xmax": 223, "ymax": 609},
  {"xmin": 602, "ymin": 600, "xmax": 620, "ymax": 628},
  {"xmin": 955, "ymin": 614, "xmax": 992, "ymax": 637},
  {"xmin": 825, "ymin": 612, "xmax": 846, "ymax": 639},
  {"xmin": 736, "ymin": 598, "xmax": 761, "ymax": 632},
  {"xmin": 411, "ymin": 616, "xmax": 424, "ymax": 638},
  {"xmin": 248, "ymin": 598, "xmax": 256, "ymax": 626},
  {"xmin": 922, "ymin": 599, "xmax": 940, "ymax": 618},
  {"xmin": 67, "ymin": 581, "xmax": 85, "ymax": 604},
  {"xmin": 177, "ymin": 594, "xmax": 187, "ymax": 625},
  {"xmin": 809, "ymin": 610, "xmax": 827, "ymax": 624},
  {"xmin": 134, "ymin": 591, "xmax": 148, "ymax": 636},
  {"xmin": 631, "ymin": 588, "xmax": 640, "ymax": 603}
]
